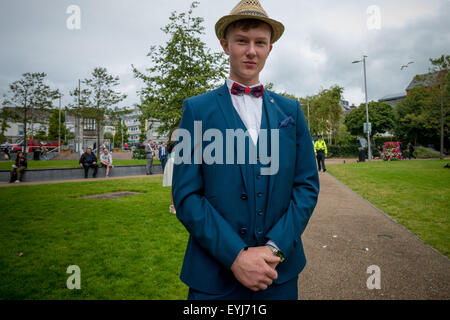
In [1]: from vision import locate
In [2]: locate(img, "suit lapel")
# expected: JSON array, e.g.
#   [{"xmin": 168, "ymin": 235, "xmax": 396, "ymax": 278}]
[
  {"xmin": 263, "ymin": 89, "xmax": 284, "ymax": 212},
  {"xmin": 216, "ymin": 83, "xmax": 249, "ymax": 192}
]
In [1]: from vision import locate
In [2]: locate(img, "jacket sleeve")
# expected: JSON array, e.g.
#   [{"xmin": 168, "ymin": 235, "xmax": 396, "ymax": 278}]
[
  {"xmin": 265, "ymin": 101, "xmax": 320, "ymax": 259},
  {"xmin": 172, "ymin": 99, "xmax": 248, "ymax": 270}
]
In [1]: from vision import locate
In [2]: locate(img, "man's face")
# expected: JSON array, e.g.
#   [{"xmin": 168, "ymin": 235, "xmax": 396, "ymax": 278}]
[
  {"xmin": 103, "ymin": 149, "xmax": 108, "ymax": 154},
  {"xmin": 220, "ymin": 23, "xmax": 272, "ymax": 85},
  {"xmin": 87, "ymin": 149, "xmax": 91, "ymax": 154}
]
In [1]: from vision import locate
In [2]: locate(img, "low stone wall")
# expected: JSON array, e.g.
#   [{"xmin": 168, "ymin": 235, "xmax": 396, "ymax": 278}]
[{"xmin": 0, "ymin": 164, "xmax": 163, "ymax": 183}]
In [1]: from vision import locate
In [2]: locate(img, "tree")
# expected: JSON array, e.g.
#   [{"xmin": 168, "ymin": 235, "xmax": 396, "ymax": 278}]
[
  {"xmin": 425, "ymin": 55, "xmax": 449, "ymax": 158},
  {"xmin": 133, "ymin": 1, "xmax": 228, "ymax": 137},
  {"xmin": 113, "ymin": 117, "xmax": 129, "ymax": 148},
  {"xmin": 299, "ymin": 85, "xmax": 343, "ymax": 143},
  {"xmin": 2, "ymin": 72, "xmax": 58, "ymax": 155},
  {"xmin": 394, "ymin": 86, "xmax": 434, "ymax": 146},
  {"xmin": 344, "ymin": 101, "xmax": 395, "ymax": 143},
  {"xmin": 69, "ymin": 67, "xmax": 127, "ymax": 158},
  {"xmin": 47, "ymin": 108, "xmax": 68, "ymax": 143},
  {"xmin": 0, "ymin": 107, "xmax": 11, "ymax": 143}
]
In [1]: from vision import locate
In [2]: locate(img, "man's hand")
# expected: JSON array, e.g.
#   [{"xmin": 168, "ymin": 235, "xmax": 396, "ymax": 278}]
[
  {"xmin": 93, "ymin": 161, "xmax": 96, "ymax": 165},
  {"xmin": 79, "ymin": 163, "xmax": 83, "ymax": 168},
  {"xmin": 230, "ymin": 246, "xmax": 280, "ymax": 291}
]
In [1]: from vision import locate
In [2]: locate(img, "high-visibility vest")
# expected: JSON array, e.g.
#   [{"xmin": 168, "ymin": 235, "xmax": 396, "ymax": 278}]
[{"xmin": 314, "ymin": 140, "xmax": 327, "ymax": 153}]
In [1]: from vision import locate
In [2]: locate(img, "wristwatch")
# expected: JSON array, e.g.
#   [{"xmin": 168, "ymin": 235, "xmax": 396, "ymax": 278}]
[{"xmin": 266, "ymin": 244, "xmax": 285, "ymax": 263}]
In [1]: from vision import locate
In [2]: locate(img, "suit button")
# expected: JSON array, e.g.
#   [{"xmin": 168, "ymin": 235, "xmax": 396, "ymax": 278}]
[
  {"xmin": 256, "ymin": 174, "xmax": 261, "ymax": 179},
  {"xmin": 257, "ymin": 229, "xmax": 262, "ymax": 235},
  {"xmin": 257, "ymin": 210, "xmax": 263, "ymax": 216},
  {"xmin": 257, "ymin": 192, "xmax": 263, "ymax": 198},
  {"xmin": 240, "ymin": 193, "xmax": 248, "ymax": 200},
  {"xmin": 240, "ymin": 228, "xmax": 247, "ymax": 235}
]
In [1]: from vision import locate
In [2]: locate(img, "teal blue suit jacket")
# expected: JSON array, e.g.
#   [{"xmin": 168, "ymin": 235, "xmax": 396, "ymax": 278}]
[{"xmin": 172, "ymin": 82, "xmax": 319, "ymax": 294}]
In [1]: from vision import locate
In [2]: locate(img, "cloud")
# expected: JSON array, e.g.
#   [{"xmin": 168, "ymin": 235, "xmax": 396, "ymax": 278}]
[{"xmin": 0, "ymin": 0, "xmax": 449, "ymax": 108}]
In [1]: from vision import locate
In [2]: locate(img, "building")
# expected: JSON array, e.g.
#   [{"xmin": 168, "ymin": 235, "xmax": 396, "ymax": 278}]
[
  {"xmin": 406, "ymin": 70, "xmax": 448, "ymax": 96},
  {"xmin": 2, "ymin": 107, "xmax": 51, "ymax": 143},
  {"xmin": 339, "ymin": 100, "xmax": 353, "ymax": 114},
  {"xmin": 378, "ymin": 93, "xmax": 407, "ymax": 108}
]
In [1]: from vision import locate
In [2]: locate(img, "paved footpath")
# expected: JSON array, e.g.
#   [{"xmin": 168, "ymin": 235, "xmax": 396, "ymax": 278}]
[{"xmin": 298, "ymin": 172, "xmax": 450, "ymax": 299}]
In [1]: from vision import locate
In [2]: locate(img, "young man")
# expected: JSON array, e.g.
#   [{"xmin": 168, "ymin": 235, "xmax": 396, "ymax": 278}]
[
  {"xmin": 314, "ymin": 135, "xmax": 327, "ymax": 172},
  {"xmin": 158, "ymin": 142, "xmax": 168, "ymax": 172},
  {"xmin": 172, "ymin": 0, "xmax": 319, "ymax": 300},
  {"xmin": 79, "ymin": 147, "xmax": 98, "ymax": 178}
]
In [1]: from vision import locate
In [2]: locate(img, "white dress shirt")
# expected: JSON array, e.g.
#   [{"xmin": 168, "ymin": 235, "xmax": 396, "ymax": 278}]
[
  {"xmin": 226, "ymin": 78, "xmax": 280, "ymax": 253},
  {"xmin": 226, "ymin": 78, "xmax": 262, "ymax": 146}
]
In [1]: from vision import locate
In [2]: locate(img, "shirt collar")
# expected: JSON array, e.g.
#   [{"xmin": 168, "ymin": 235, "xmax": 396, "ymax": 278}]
[{"xmin": 226, "ymin": 78, "xmax": 262, "ymax": 91}]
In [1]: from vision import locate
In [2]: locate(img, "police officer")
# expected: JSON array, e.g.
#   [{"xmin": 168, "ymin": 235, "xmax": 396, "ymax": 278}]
[{"xmin": 314, "ymin": 135, "xmax": 327, "ymax": 172}]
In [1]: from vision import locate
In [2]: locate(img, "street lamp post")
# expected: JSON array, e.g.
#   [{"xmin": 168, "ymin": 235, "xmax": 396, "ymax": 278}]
[
  {"xmin": 58, "ymin": 94, "xmax": 62, "ymax": 154},
  {"xmin": 352, "ymin": 55, "xmax": 372, "ymax": 161}
]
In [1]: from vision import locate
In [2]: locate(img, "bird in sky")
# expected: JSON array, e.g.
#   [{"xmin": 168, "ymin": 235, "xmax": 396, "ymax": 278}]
[{"xmin": 401, "ymin": 61, "xmax": 414, "ymax": 70}]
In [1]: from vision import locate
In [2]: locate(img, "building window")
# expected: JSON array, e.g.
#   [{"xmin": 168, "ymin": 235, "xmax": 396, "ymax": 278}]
[
  {"xmin": 18, "ymin": 124, "xmax": 24, "ymax": 136},
  {"xmin": 83, "ymin": 119, "xmax": 96, "ymax": 130}
]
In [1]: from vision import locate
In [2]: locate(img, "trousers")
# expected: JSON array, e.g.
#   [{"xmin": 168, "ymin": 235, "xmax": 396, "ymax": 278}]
[
  {"xmin": 316, "ymin": 151, "xmax": 326, "ymax": 171},
  {"xmin": 187, "ymin": 276, "xmax": 299, "ymax": 300}
]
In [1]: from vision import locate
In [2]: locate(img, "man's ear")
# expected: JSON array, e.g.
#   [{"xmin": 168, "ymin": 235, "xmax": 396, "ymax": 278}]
[
  {"xmin": 269, "ymin": 43, "xmax": 273, "ymax": 54},
  {"xmin": 220, "ymin": 38, "xmax": 230, "ymax": 55}
]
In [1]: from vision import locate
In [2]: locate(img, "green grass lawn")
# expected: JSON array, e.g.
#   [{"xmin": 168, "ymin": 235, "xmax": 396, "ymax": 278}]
[
  {"xmin": 327, "ymin": 160, "xmax": 450, "ymax": 257},
  {"xmin": 0, "ymin": 176, "xmax": 188, "ymax": 299},
  {"xmin": 0, "ymin": 159, "xmax": 160, "ymax": 170}
]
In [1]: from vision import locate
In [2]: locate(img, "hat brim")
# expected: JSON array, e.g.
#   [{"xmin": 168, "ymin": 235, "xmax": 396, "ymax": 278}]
[{"xmin": 215, "ymin": 14, "xmax": 284, "ymax": 44}]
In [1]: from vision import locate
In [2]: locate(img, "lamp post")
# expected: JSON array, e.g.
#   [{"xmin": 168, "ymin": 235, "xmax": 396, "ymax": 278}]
[
  {"xmin": 58, "ymin": 93, "xmax": 62, "ymax": 153},
  {"xmin": 352, "ymin": 55, "xmax": 372, "ymax": 161}
]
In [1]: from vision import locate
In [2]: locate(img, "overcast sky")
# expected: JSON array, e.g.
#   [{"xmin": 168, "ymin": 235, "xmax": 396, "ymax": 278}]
[{"xmin": 0, "ymin": 0, "xmax": 449, "ymax": 109}]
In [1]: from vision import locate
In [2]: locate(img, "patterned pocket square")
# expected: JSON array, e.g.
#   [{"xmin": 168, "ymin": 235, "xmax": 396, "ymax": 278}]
[{"xmin": 278, "ymin": 116, "xmax": 295, "ymax": 128}]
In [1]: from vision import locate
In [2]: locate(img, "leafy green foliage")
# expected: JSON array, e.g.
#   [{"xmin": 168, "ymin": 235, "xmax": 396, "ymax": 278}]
[
  {"xmin": 133, "ymin": 1, "xmax": 228, "ymax": 137},
  {"xmin": 2, "ymin": 72, "xmax": 59, "ymax": 153},
  {"xmin": 300, "ymin": 85, "xmax": 344, "ymax": 141},
  {"xmin": 344, "ymin": 101, "xmax": 395, "ymax": 139},
  {"xmin": 69, "ymin": 67, "xmax": 127, "ymax": 157}
]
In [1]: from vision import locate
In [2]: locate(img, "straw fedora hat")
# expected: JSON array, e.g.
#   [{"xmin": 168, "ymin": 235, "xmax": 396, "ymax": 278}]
[{"xmin": 215, "ymin": 0, "xmax": 285, "ymax": 44}]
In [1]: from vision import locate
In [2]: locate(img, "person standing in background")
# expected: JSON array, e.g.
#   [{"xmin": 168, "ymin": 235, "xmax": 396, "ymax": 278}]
[
  {"xmin": 145, "ymin": 139, "xmax": 154, "ymax": 175},
  {"xmin": 163, "ymin": 141, "xmax": 176, "ymax": 214},
  {"xmin": 159, "ymin": 142, "xmax": 168, "ymax": 172},
  {"xmin": 314, "ymin": 135, "xmax": 327, "ymax": 172}
]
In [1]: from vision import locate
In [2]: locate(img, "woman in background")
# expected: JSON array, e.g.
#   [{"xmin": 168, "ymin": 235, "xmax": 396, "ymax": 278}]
[{"xmin": 162, "ymin": 140, "xmax": 176, "ymax": 214}]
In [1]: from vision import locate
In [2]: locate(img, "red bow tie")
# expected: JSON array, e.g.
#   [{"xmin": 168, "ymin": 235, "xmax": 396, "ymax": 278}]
[{"xmin": 231, "ymin": 82, "xmax": 264, "ymax": 98}]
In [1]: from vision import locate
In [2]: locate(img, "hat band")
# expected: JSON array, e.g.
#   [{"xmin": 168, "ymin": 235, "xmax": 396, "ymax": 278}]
[{"xmin": 236, "ymin": 10, "xmax": 268, "ymax": 18}]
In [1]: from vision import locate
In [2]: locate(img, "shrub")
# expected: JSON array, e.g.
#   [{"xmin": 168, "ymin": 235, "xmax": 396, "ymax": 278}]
[
  {"xmin": 415, "ymin": 146, "xmax": 439, "ymax": 159},
  {"xmin": 327, "ymin": 142, "xmax": 360, "ymax": 158},
  {"xmin": 132, "ymin": 148, "xmax": 146, "ymax": 160}
]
